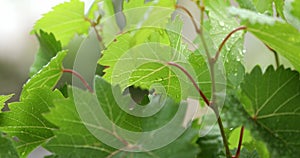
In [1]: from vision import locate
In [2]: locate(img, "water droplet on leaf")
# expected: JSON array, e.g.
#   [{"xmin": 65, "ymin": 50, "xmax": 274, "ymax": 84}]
[{"xmin": 219, "ymin": 21, "xmax": 225, "ymax": 27}]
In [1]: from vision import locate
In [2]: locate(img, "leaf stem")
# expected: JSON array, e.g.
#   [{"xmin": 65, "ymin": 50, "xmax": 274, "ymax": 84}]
[
  {"xmin": 232, "ymin": 126, "xmax": 245, "ymax": 158},
  {"xmin": 175, "ymin": 5, "xmax": 201, "ymax": 34},
  {"xmin": 62, "ymin": 69, "xmax": 94, "ymax": 93},
  {"xmin": 167, "ymin": 62, "xmax": 210, "ymax": 105},
  {"xmin": 219, "ymin": 118, "xmax": 232, "ymax": 158},
  {"xmin": 176, "ymin": 4, "xmax": 236, "ymax": 157},
  {"xmin": 198, "ymin": 1, "xmax": 205, "ymax": 30},
  {"xmin": 213, "ymin": 105, "xmax": 232, "ymax": 158},
  {"xmin": 213, "ymin": 26, "xmax": 247, "ymax": 63},
  {"xmin": 84, "ymin": 17, "xmax": 106, "ymax": 49},
  {"xmin": 265, "ymin": 44, "xmax": 280, "ymax": 68},
  {"xmin": 174, "ymin": 5, "xmax": 248, "ymax": 158},
  {"xmin": 175, "ymin": 4, "xmax": 211, "ymax": 59},
  {"xmin": 167, "ymin": 62, "xmax": 231, "ymax": 158}
]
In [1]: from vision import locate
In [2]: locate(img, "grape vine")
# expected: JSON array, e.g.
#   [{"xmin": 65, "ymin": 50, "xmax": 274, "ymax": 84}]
[{"xmin": 1, "ymin": 0, "xmax": 300, "ymax": 158}]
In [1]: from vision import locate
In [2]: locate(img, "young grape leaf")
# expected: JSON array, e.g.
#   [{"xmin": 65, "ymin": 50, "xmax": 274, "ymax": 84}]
[
  {"xmin": 0, "ymin": 132, "xmax": 19, "ymax": 158},
  {"xmin": 30, "ymin": 30, "xmax": 62, "ymax": 77},
  {"xmin": 21, "ymin": 51, "xmax": 66, "ymax": 101},
  {"xmin": 44, "ymin": 77, "xmax": 200, "ymax": 157},
  {"xmin": 229, "ymin": 7, "xmax": 300, "ymax": 72},
  {"xmin": 33, "ymin": 0, "xmax": 90, "ymax": 46},
  {"xmin": 99, "ymin": 20, "xmax": 200, "ymax": 101},
  {"xmin": 123, "ymin": 0, "xmax": 175, "ymax": 27},
  {"xmin": 241, "ymin": 65, "xmax": 300, "ymax": 157},
  {"xmin": 0, "ymin": 88, "xmax": 64, "ymax": 157},
  {"xmin": 284, "ymin": 0, "xmax": 300, "ymax": 31},
  {"xmin": 99, "ymin": 16, "xmax": 218, "ymax": 103},
  {"xmin": 100, "ymin": 0, "xmax": 175, "ymax": 45}
]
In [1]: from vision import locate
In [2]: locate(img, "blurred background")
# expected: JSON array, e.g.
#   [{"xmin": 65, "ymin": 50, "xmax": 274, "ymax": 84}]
[{"xmin": 0, "ymin": 0, "xmax": 93, "ymax": 102}]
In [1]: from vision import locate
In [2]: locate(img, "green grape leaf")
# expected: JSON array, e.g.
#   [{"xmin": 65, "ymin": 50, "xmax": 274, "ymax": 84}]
[
  {"xmin": 21, "ymin": 51, "xmax": 67, "ymax": 101},
  {"xmin": 236, "ymin": 148, "xmax": 259, "ymax": 158},
  {"xmin": 241, "ymin": 65, "xmax": 300, "ymax": 157},
  {"xmin": 43, "ymin": 92, "xmax": 114, "ymax": 158},
  {"xmin": 284, "ymin": 0, "xmax": 300, "ymax": 31},
  {"xmin": 92, "ymin": 77, "xmax": 200, "ymax": 157},
  {"xmin": 0, "ymin": 88, "xmax": 64, "ymax": 157},
  {"xmin": 204, "ymin": 0, "xmax": 246, "ymax": 93},
  {"xmin": 222, "ymin": 94, "xmax": 271, "ymax": 158},
  {"xmin": 228, "ymin": 127, "xmax": 269, "ymax": 158},
  {"xmin": 235, "ymin": 0, "xmax": 256, "ymax": 11},
  {"xmin": 30, "ymin": 30, "xmax": 62, "ymax": 77},
  {"xmin": 123, "ymin": 0, "xmax": 175, "ymax": 10},
  {"xmin": 122, "ymin": 0, "xmax": 175, "ymax": 20},
  {"xmin": 99, "ymin": 17, "xmax": 220, "ymax": 103},
  {"xmin": 274, "ymin": 0, "xmax": 285, "ymax": 19},
  {"xmin": 100, "ymin": 0, "xmax": 121, "ymax": 44},
  {"xmin": 188, "ymin": 53, "xmax": 211, "ymax": 99},
  {"xmin": 0, "ymin": 95, "xmax": 17, "ymax": 157},
  {"xmin": 205, "ymin": 0, "xmax": 245, "ymax": 59},
  {"xmin": 33, "ymin": 0, "xmax": 90, "ymax": 46},
  {"xmin": 99, "ymin": 18, "xmax": 201, "ymax": 101},
  {"xmin": 44, "ymin": 77, "xmax": 200, "ymax": 157},
  {"xmin": 94, "ymin": 76, "xmax": 142, "ymax": 132},
  {"xmin": 0, "ymin": 94, "xmax": 14, "ymax": 107},
  {"xmin": 0, "ymin": 132, "xmax": 19, "ymax": 158},
  {"xmin": 196, "ymin": 124, "xmax": 225, "ymax": 158},
  {"xmin": 145, "ymin": 122, "xmax": 200, "ymax": 158},
  {"xmin": 123, "ymin": 0, "xmax": 144, "ymax": 10},
  {"xmin": 235, "ymin": 0, "xmax": 284, "ymax": 18},
  {"xmin": 252, "ymin": 0, "xmax": 273, "ymax": 15},
  {"xmin": 229, "ymin": 7, "xmax": 300, "ymax": 72},
  {"xmin": 100, "ymin": 0, "xmax": 175, "ymax": 45},
  {"xmin": 102, "ymin": 0, "xmax": 115, "ymax": 17}
]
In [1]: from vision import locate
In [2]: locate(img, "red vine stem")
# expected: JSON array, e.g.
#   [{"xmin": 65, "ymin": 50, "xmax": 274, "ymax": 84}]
[
  {"xmin": 212, "ymin": 26, "xmax": 247, "ymax": 157},
  {"xmin": 175, "ymin": 5, "xmax": 247, "ymax": 158},
  {"xmin": 167, "ymin": 61, "xmax": 231, "ymax": 158},
  {"xmin": 213, "ymin": 26, "xmax": 247, "ymax": 63},
  {"xmin": 175, "ymin": 5, "xmax": 201, "ymax": 34},
  {"xmin": 62, "ymin": 69, "xmax": 94, "ymax": 93},
  {"xmin": 84, "ymin": 17, "xmax": 106, "ymax": 49},
  {"xmin": 175, "ymin": 4, "xmax": 211, "ymax": 60},
  {"xmin": 265, "ymin": 44, "xmax": 280, "ymax": 68},
  {"xmin": 85, "ymin": 17, "xmax": 102, "ymax": 41},
  {"xmin": 232, "ymin": 126, "xmax": 245, "ymax": 158},
  {"xmin": 167, "ymin": 62, "xmax": 210, "ymax": 106}
]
